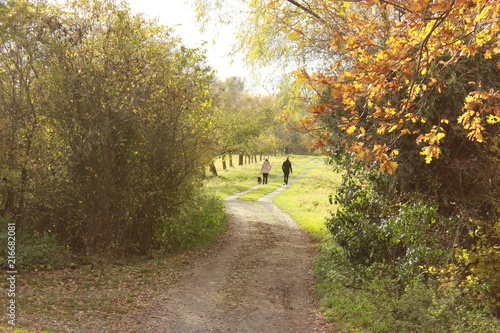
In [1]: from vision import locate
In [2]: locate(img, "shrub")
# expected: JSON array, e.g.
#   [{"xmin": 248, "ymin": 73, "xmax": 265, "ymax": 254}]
[
  {"xmin": 0, "ymin": 217, "xmax": 69, "ymax": 270},
  {"xmin": 315, "ymin": 240, "xmax": 500, "ymax": 333},
  {"xmin": 157, "ymin": 193, "xmax": 227, "ymax": 252},
  {"xmin": 326, "ymin": 171, "xmax": 456, "ymax": 282}
]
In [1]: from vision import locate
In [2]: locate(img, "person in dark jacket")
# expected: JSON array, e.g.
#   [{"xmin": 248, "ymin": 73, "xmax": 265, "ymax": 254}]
[{"xmin": 281, "ymin": 157, "xmax": 292, "ymax": 185}]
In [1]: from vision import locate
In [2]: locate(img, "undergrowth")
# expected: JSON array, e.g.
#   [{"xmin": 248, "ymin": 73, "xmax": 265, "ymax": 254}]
[
  {"xmin": 315, "ymin": 240, "xmax": 500, "ymax": 332},
  {"xmin": 0, "ymin": 217, "xmax": 70, "ymax": 271},
  {"xmin": 157, "ymin": 192, "xmax": 228, "ymax": 252}
]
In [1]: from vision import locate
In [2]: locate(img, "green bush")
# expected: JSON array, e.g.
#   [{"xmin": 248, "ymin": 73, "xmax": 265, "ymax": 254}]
[
  {"xmin": 315, "ymin": 240, "xmax": 500, "ymax": 333},
  {"xmin": 326, "ymin": 171, "xmax": 457, "ymax": 281},
  {"xmin": 0, "ymin": 217, "xmax": 69, "ymax": 270},
  {"xmin": 157, "ymin": 193, "xmax": 227, "ymax": 252}
]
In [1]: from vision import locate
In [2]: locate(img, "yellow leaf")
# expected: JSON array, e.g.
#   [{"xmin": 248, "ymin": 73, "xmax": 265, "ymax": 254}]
[
  {"xmin": 346, "ymin": 125, "xmax": 357, "ymax": 134},
  {"xmin": 487, "ymin": 115, "xmax": 500, "ymax": 124},
  {"xmin": 475, "ymin": 5, "xmax": 492, "ymax": 22},
  {"xmin": 388, "ymin": 124, "xmax": 398, "ymax": 133},
  {"xmin": 380, "ymin": 160, "xmax": 398, "ymax": 175},
  {"xmin": 288, "ymin": 31, "xmax": 301, "ymax": 41},
  {"xmin": 377, "ymin": 124, "xmax": 387, "ymax": 134}
]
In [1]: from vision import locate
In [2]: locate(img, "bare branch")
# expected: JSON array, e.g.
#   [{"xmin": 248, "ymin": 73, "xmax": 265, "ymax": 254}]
[{"xmin": 285, "ymin": 0, "xmax": 321, "ymax": 21}]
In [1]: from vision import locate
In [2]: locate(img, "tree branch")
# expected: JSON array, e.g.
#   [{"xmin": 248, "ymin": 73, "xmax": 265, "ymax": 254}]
[{"xmin": 285, "ymin": 0, "xmax": 321, "ymax": 21}]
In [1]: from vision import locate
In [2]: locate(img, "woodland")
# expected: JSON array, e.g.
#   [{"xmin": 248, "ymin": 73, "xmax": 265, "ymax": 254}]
[{"xmin": 1, "ymin": 0, "xmax": 500, "ymax": 331}]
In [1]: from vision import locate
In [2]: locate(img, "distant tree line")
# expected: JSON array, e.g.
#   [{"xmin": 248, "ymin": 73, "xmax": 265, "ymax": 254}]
[{"xmin": 209, "ymin": 76, "xmax": 314, "ymax": 175}]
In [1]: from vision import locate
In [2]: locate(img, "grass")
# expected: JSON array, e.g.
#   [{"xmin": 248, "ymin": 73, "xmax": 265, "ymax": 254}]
[
  {"xmin": 273, "ymin": 164, "xmax": 342, "ymax": 241},
  {"xmin": 238, "ymin": 158, "xmax": 321, "ymax": 201}
]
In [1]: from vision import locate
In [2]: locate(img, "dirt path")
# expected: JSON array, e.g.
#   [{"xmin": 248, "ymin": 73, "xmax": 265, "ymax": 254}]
[{"xmin": 147, "ymin": 164, "xmax": 327, "ymax": 332}]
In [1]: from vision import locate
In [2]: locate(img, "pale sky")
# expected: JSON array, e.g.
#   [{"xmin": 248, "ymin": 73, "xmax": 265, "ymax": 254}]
[{"xmin": 125, "ymin": 0, "xmax": 256, "ymax": 89}]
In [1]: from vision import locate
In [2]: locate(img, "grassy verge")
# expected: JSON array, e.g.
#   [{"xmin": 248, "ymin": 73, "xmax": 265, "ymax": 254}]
[
  {"xmin": 315, "ymin": 242, "xmax": 500, "ymax": 332},
  {"xmin": 273, "ymin": 163, "xmax": 341, "ymax": 241}
]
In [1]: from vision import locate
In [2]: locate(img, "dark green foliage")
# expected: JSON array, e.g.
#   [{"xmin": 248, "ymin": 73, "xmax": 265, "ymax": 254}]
[
  {"xmin": 327, "ymin": 170, "xmax": 456, "ymax": 282},
  {"xmin": 1, "ymin": 217, "xmax": 69, "ymax": 270}
]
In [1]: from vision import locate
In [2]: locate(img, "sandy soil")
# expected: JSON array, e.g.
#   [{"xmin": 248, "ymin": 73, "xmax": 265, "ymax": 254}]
[{"xmin": 145, "ymin": 182, "xmax": 328, "ymax": 332}]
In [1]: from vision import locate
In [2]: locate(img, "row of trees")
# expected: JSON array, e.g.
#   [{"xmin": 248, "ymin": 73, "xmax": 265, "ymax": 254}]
[
  {"xmin": 0, "ymin": 0, "xmax": 218, "ymax": 255},
  {"xmin": 195, "ymin": 0, "xmax": 500, "ymax": 315},
  {"xmin": 211, "ymin": 76, "xmax": 312, "ymax": 174}
]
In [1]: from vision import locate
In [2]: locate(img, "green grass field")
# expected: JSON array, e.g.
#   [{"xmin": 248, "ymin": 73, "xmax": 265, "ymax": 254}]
[{"xmin": 204, "ymin": 154, "xmax": 320, "ymax": 198}]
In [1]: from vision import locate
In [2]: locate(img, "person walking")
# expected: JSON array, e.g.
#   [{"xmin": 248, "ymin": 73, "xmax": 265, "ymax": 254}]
[
  {"xmin": 282, "ymin": 157, "xmax": 292, "ymax": 186},
  {"xmin": 260, "ymin": 159, "xmax": 272, "ymax": 184}
]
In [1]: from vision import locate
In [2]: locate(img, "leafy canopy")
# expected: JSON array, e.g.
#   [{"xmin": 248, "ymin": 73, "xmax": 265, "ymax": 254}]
[{"xmin": 194, "ymin": 0, "xmax": 500, "ymax": 173}]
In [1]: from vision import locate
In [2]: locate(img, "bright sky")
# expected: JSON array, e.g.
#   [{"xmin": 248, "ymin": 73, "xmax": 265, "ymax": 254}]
[{"xmin": 125, "ymin": 0, "xmax": 257, "ymax": 89}]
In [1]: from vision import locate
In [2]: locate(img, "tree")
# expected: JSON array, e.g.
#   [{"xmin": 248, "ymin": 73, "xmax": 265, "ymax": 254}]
[
  {"xmin": 0, "ymin": 0, "xmax": 218, "ymax": 255},
  {"xmin": 212, "ymin": 77, "xmax": 277, "ymax": 169}
]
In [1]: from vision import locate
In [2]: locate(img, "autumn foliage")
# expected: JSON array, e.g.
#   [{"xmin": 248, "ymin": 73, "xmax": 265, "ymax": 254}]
[
  {"xmin": 286, "ymin": 0, "xmax": 496, "ymax": 168},
  {"xmin": 191, "ymin": 0, "xmax": 500, "ymax": 316}
]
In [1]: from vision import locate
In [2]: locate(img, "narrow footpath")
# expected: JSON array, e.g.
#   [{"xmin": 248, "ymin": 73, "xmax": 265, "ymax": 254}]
[{"xmin": 147, "ymin": 162, "xmax": 327, "ymax": 332}]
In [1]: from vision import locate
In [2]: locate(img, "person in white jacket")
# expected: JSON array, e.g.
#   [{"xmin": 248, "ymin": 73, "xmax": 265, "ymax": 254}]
[{"xmin": 260, "ymin": 159, "xmax": 272, "ymax": 184}]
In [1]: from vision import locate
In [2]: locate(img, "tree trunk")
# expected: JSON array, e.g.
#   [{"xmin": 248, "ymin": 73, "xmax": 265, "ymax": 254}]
[
  {"xmin": 229, "ymin": 157, "xmax": 234, "ymax": 167},
  {"xmin": 1, "ymin": 178, "xmax": 14, "ymax": 217},
  {"xmin": 209, "ymin": 162, "xmax": 218, "ymax": 176},
  {"xmin": 222, "ymin": 158, "xmax": 227, "ymax": 170},
  {"xmin": 238, "ymin": 154, "xmax": 243, "ymax": 166}
]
